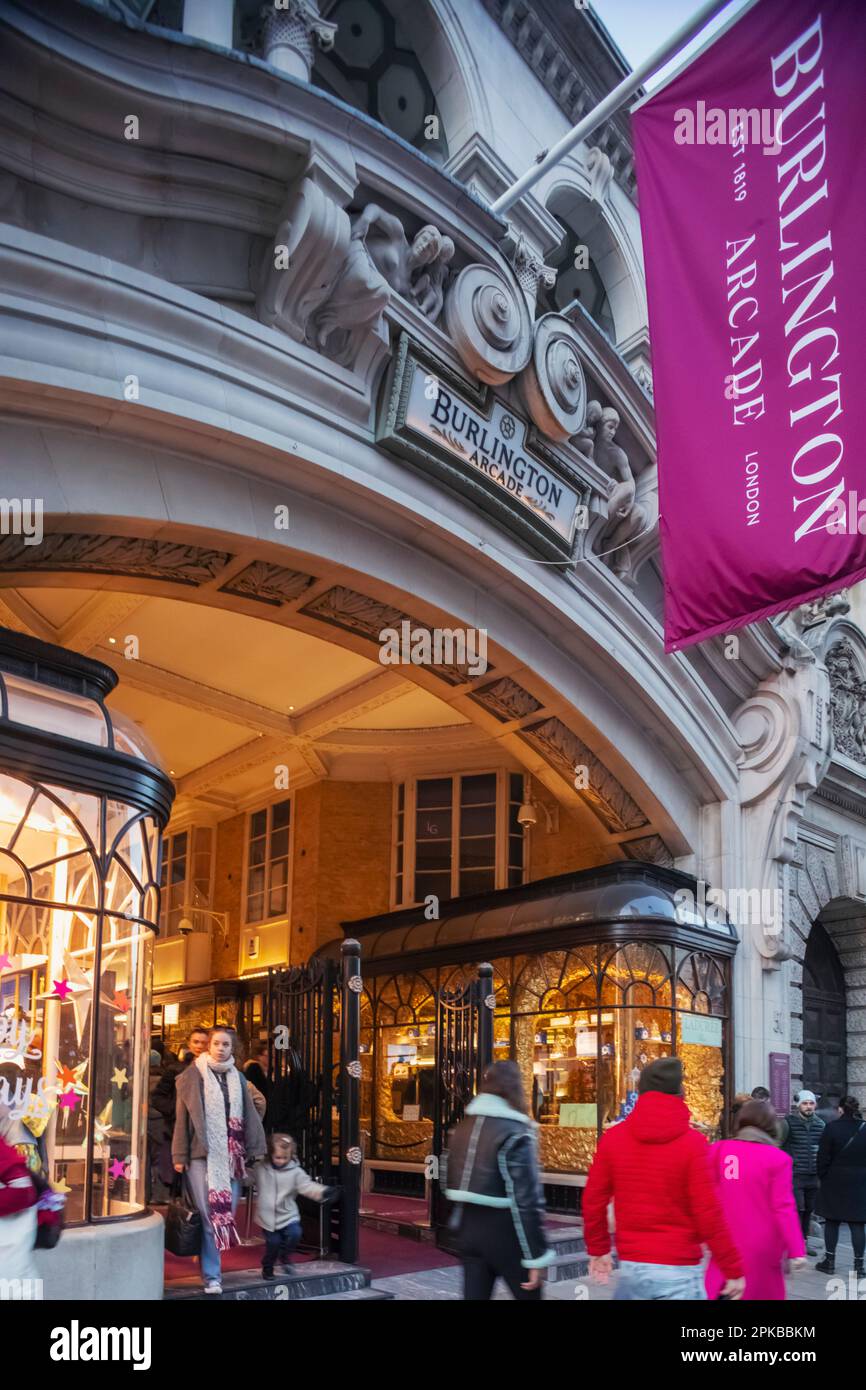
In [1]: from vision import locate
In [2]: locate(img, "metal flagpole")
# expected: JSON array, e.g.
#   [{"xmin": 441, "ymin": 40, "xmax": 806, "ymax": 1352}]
[{"xmin": 490, "ymin": 0, "xmax": 736, "ymax": 217}]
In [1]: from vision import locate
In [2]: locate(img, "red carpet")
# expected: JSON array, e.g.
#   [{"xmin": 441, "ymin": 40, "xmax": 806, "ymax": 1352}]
[{"xmin": 162, "ymin": 1209, "xmax": 457, "ymax": 1285}]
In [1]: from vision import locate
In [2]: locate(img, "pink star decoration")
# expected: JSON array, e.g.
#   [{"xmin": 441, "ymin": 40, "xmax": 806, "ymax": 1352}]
[
  {"xmin": 58, "ymin": 1091, "xmax": 79, "ymax": 1111},
  {"xmin": 52, "ymin": 979, "xmax": 72, "ymax": 1001},
  {"xmin": 109, "ymin": 1159, "xmax": 126, "ymax": 1180},
  {"xmin": 0, "ymin": 952, "xmax": 13, "ymax": 971}
]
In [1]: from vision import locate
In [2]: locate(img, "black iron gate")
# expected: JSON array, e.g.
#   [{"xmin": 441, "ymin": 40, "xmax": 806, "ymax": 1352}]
[
  {"xmin": 431, "ymin": 962, "xmax": 494, "ymax": 1246},
  {"xmin": 266, "ymin": 940, "xmax": 361, "ymax": 1263}
]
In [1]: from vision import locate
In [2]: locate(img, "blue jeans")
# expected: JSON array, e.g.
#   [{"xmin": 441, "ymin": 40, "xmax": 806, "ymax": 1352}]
[
  {"xmin": 186, "ymin": 1158, "xmax": 242, "ymax": 1283},
  {"xmin": 263, "ymin": 1221, "xmax": 303, "ymax": 1271},
  {"xmin": 615, "ymin": 1260, "xmax": 706, "ymax": 1301}
]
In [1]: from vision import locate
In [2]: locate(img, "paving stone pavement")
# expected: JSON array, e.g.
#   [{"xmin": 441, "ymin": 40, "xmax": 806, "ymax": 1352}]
[{"xmin": 372, "ymin": 1246, "xmax": 864, "ymax": 1303}]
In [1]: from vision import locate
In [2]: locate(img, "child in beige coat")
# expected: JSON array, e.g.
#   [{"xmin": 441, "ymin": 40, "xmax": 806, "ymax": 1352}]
[{"xmin": 254, "ymin": 1133, "xmax": 338, "ymax": 1279}]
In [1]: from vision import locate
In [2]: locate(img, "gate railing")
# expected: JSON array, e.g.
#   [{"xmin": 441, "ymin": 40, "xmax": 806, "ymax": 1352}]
[
  {"xmin": 431, "ymin": 962, "xmax": 494, "ymax": 1242},
  {"xmin": 266, "ymin": 939, "xmax": 361, "ymax": 1263}
]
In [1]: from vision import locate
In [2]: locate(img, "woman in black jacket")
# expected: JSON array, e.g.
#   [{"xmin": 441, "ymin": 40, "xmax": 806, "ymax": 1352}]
[
  {"xmin": 444, "ymin": 1060, "xmax": 554, "ymax": 1300},
  {"xmin": 815, "ymin": 1095, "xmax": 866, "ymax": 1276}
]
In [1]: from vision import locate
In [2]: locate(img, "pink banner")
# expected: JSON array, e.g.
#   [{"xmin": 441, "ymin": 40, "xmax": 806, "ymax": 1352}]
[{"xmin": 632, "ymin": 0, "xmax": 866, "ymax": 650}]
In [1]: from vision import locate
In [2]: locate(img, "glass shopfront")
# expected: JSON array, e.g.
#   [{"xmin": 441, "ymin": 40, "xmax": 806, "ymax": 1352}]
[
  {"xmin": 0, "ymin": 634, "xmax": 172, "ymax": 1225},
  {"xmin": 343, "ymin": 865, "xmax": 736, "ymax": 1183}
]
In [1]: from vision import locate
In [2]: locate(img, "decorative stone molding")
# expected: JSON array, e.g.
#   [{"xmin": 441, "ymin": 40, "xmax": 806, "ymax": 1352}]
[
  {"xmin": 262, "ymin": 1, "xmax": 337, "ymax": 82},
  {"xmin": 258, "ymin": 175, "xmax": 352, "ymax": 347},
  {"xmin": 786, "ymin": 835, "xmax": 866, "ymax": 1089},
  {"xmin": 586, "ymin": 146, "xmax": 614, "ymax": 205},
  {"xmin": 735, "ymin": 658, "xmax": 832, "ymax": 964},
  {"xmin": 219, "ymin": 561, "xmax": 317, "ymax": 607},
  {"xmin": 502, "ymin": 229, "xmax": 557, "ymax": 308},
  {"xmin": 300, "ymin": 586, "xmax": 493, "ymax": 685},
  {"xmin": 481, "ymin": 0, "xmax": 636, "ymax": 198},
  {"xmin": 826, "ymin": 638, "xmax": 866, "ymax": 763},
  {"xmin": 630, "ymin": 361, "xmax": 654, "ymax": 401},
  {"xmin": 444, "ymin": 262, "xmax": 532, "ymax": 385},
  {"xmin": 518, "ymin": 313, "xmax": 588, "ymax": 444},
  {"xmin": 519, "ymin": 716, "xmax": 649, "ymax": 833},
  {"xmin": 469, "ymin": 676, "xmax": 542, "ymax": 723},
  {"xmin": 620, "ymin": 835, "xmax": 675, "ymax": 869},
  {"xmin": 0, "ymin": 533, "xmax": 232, "ymax": 587}
]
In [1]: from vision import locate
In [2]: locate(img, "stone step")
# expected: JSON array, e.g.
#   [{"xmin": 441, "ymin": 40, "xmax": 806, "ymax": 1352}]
[
  {"xmin": 164, "ymin": 1260, "xmax": 375, "ymax": 1302},
  {"xmin": 547, "ymin": 1252, "xmax": 591, "ymax": 1283},
  {"xmin": 307, "ymin": 1287, "xmax": 395, "ymax": 1301},
  {"xmin": 359, "ymin": 1212, "xmax": 436, "ymax": 1243},
  {"xmin": 546, "ymin": 1228, "xmax": 586, "ymax": 1257}
]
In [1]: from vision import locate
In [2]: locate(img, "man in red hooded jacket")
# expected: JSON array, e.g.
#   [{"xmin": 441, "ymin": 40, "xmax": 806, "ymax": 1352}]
[{"xmin": 582, "ymin": 1057, "xmax": 745, "ymax": 1299}]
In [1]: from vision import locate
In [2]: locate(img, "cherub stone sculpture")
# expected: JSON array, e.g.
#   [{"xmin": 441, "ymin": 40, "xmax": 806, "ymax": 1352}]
[
  {"xmin": 307, "ymin": 203, "xmax": 450, "ymax": 364},
  {"xmin": 412, "ymin": 235, "xmax": 455, "ymax": 320},
  {"xmin": 592, "ymin": 405, "xmax": 655, "ymax": 587}
]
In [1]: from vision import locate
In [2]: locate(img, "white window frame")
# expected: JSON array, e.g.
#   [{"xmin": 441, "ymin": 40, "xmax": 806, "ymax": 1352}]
[
  {"xmin": 392, "ymin": 770, "xmax": 527, "ymax": 908},
  {"xmin": 243, "ymin": 794, "xmax": 293, "ymax": 927},
  {"xmin": 159, "ymin": 829, "xmax": 190, "ymax": 937}
]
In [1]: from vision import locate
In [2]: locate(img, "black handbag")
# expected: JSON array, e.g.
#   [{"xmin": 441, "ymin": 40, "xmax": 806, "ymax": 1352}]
[{"xmin": 164, "ymin": 1174, "xmax": 202, "ymax": 1257}]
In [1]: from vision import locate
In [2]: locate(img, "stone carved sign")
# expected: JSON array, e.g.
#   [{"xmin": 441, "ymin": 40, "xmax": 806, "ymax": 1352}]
[
  {"xmin": 379, "ymin": 339, "xmax": 583, "ymax": 557},
  {"xmin": 827, "ymin": 638, "xmax": 866, "ymax": 763}
]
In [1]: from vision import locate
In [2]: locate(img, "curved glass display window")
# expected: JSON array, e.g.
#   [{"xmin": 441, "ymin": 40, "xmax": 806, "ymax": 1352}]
[
  {"xmin": 372, "ymin": 972, "xmax": 436, "ymax": 1163},
  {"xmin": 0, "ymin": 633, "xmax": 172, "ymax": 1225}
]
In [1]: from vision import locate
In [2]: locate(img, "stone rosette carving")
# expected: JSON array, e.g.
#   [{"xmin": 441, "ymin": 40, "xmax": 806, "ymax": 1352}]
[
  {"xmin": 444, "ymin": 261, "xmax": 532, "ymax": 385},
  {"xmin": 469, "ymin": 676, "xmax": 542, "ymax": 723},
  {"xmin": 0, "ymin": 533, "xmax": 232, "ymax": 586},
  {"xmin": 219, "ymin": 560, "xmax": 316, "ymax": 607},
  {"xmin": 827, "ymin": 638, "xmax": 866, "ymax": 763},
  {"xmin": 518, "ymin": 313, "xmax": 587, "ymax": 443},
  {"xmin": 519, "ymin": 716, "xmax": 649, "ymax": 833}
]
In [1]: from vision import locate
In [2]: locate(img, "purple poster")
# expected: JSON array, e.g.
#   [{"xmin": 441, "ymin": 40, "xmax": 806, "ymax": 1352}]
[
  {"xmin": 632, "ymin": 0, "xmax": 866, "ymax": 650},
  {"xmin": 769, "ymin": 1051, "xmax": 791, "ymax": 1114}
]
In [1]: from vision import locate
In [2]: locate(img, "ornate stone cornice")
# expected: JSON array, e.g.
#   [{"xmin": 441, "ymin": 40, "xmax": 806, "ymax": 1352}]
[{"xmin": 481, "ymin": 0, "xmax": 637, "ymax": 200}]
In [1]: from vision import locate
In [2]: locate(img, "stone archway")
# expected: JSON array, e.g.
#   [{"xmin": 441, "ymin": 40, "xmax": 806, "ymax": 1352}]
[{"xmin": 788, "ymin": 841, "xmax": 866, "ymax": 1095}]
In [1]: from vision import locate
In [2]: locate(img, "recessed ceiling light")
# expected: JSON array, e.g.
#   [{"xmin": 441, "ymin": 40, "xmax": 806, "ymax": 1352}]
[
  {"xmin": 289, "ymin": 705, "xmax": 294, "ymax": 711},
  {"xmin": 108, "ymin": 637, "xmax": 116, "ymax": 644}
]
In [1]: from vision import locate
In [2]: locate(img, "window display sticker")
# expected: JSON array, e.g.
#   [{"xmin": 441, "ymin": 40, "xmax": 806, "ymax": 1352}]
[
  {"xmin": 679, "ymin": 1013, "xmax": 722, "ymax": 1048},
  {"xmin": 559, "ymin": 1102, "xmax": 597, "ymax": 1128}
]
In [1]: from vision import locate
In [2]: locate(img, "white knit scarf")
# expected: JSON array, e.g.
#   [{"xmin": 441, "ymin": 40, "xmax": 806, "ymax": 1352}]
[{"xmin": 196, "ymin": 1053, "xmax": 245, "ymax": 1251}]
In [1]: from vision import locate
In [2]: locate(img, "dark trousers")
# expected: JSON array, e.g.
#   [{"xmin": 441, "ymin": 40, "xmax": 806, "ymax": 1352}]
[
  {"xmin": 794, "ymin": 1180, "xmax": 819, "ymax": 1239},
  {"xmin": 453, "ymin": 1205, "xmax": 543, "ymax": 1301},
  {"xmin": 824, "ymin": 1219, "xmax": 866, "ymax": 1261},
  {"xmin": 262, "ymin": 1220, "xmax": 302, "ymax": 1272}
]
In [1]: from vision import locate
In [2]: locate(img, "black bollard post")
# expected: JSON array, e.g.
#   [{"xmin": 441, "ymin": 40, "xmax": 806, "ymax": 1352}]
[{"xmin": 339, "ymin": 938, "xmax": 362, "ymax": 1264}]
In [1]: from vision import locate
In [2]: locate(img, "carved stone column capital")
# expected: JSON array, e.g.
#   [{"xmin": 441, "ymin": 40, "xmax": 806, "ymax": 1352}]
[
  {"xmin": 262, "ymin": 0, "xmax": 337, "ymax": 82},
  {"xmin": 502, "ymin": 229, "xmax": 556, "ymax": 310},
  {"xmin": 518, "ymin": 313, "xmax": 587, "ymax": 442},
  {"xmin": 444, "ymin": 262, "xmax": 532, "ymax": 385}
]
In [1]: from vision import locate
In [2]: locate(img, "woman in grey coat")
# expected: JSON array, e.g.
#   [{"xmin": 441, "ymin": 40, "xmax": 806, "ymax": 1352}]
[{"xmin": 172, "ymin": 1026, "xmax": 267, "ymax": 1294}]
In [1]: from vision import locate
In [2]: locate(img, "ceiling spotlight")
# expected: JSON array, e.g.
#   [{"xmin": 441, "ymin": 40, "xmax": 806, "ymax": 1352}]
[{"xmin": 108, "ymin": 637, "xmax": 116, "ymax": 644}]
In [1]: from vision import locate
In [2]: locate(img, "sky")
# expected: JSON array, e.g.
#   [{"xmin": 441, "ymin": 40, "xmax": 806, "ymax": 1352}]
[{"xmin": 591, "ymin": 0, "xmax": 756, "ymax": 89}]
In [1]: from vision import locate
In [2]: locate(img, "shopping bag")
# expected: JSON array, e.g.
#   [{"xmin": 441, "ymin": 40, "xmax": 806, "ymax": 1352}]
[{"xmin": 164, "ymin": 1174, "xmax": 202, "ymax": 1257}]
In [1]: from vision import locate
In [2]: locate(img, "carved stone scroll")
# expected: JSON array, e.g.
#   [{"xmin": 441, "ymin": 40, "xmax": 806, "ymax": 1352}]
[
  {"xmin": 444, "ymin": 262, "xmax": 532, "ymax": 385},
  {"xmin": 518, "ymin": 313, "xmax": 587, "ymax": 443},
  {"xmin": 257, "ymin": 176, "xmax": 351, "ymax": 345}
]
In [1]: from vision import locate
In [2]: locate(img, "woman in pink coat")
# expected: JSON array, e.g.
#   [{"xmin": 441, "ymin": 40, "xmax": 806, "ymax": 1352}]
[{"xmin": 705, "ymin": 1100, "xmax": 807, "ymax": 1300}]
